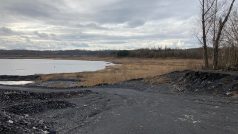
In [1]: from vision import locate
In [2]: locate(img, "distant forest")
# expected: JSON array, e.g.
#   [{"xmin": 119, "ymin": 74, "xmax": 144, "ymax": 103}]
[{"xmin": 0, "ymin": 48, "xmax": 207, "ymax": 59}]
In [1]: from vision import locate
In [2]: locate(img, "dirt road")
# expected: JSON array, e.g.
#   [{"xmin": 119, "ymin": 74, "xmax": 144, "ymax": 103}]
[{"xmin": 1, "ymin": 82, "xmax": 238, "ymax": 134}]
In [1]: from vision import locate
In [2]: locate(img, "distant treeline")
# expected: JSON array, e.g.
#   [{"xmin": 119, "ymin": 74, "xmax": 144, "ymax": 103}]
[
  {"xmin": 115, "ymin": 48, "xmax": 209, "ymax": 59},
  {"xmin": 0, "ymin": 48, "xmax": 208, "ymax": 59},
  {"xmin": 0, "ymin": 50, "xmax": 114, "ymax": 58}
]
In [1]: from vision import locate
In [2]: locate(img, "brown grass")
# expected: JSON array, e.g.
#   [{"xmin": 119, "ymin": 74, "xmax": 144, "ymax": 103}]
[{"xmin": 39, "ymin": 57, "xmax": 203, "ymax": 87}]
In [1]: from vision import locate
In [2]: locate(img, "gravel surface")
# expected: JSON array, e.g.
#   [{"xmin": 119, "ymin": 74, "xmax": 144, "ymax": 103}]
[
  {"xmin": 166, "ymin": 70, "xmax": 238, "ymax": 96},
  {"xmin": 0, "ymin": 70, "xmax": 238, "ymax": 134}
]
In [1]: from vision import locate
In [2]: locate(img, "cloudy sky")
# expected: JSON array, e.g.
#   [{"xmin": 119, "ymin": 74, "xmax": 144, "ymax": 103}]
[{"xmin": 0, "ymin": 0, "xmax": 200, "ymax": 50}]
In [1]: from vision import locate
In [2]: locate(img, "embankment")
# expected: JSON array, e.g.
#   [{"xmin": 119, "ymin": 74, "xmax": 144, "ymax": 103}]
[{"xmin": 165, "ymin": 70, "xmax": 238, "ymax": 96}]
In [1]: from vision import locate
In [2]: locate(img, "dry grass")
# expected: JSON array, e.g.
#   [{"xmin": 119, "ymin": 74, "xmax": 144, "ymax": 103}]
[{"xmin": 39, "ymin": 57, "xmax": 203, "ymax": 87}]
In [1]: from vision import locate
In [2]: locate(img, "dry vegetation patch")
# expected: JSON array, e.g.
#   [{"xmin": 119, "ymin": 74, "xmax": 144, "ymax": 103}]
[{"xmin": 39, "ymin": 57, "xmax": 203, "ymax": 87}]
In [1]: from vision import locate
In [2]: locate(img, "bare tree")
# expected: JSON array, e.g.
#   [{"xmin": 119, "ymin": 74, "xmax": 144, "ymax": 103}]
[
  {"xmin": 199, "ymin": 0, "xmax": 216, "ymax": 68},
  {"xmin": 211, "ymin": 0, "xmax": 236, "ymax": 69},
  {"xmin": 223, "ymin": 9, "xmax": 238, "ymax": 66}
]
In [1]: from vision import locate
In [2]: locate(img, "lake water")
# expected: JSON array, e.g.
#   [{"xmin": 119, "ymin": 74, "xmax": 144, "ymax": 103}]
[
  {"xmin": 0, "ymin": 81, "xmax": 34, "ymax": 85},
  {"xmin": 0, "ymin": 59, "xmax": 113, "ymax": 76}
]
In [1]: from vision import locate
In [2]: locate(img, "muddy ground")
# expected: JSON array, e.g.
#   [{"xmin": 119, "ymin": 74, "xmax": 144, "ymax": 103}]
[{"xmin": 0, "ymin": 70, "xmax": 238, "ymax": 134}]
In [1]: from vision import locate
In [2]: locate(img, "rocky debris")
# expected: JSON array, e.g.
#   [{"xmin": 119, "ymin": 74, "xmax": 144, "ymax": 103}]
[
  {"xmin": 0, "ymin": 90, "xmax": 92, "ymax": 103},
  {"xmin": 0, "ymin": 89, "xmax": 94, "ymax": 133},
  {"xmin": 166, "ymin": 70, "xmax": 238, "ymax": 96},
  {"xmin": 0, "ymin": 111, "xmax": 55, "ymax": 134},
  {"xmin": 4, "ymin": 101, "xmax": 76, "ymax": 115}
]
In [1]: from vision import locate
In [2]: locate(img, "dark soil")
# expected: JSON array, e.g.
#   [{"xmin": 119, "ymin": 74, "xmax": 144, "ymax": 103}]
[
  {"xmin": 164, "ymin": 70, "xmax": 238, "ymax": 96},
  {"xmin": 5, "ymin": 101, "xmax": 75, "ymax": 115},
  {"xmin": 0, "ymin": 89, "xmax": 94, "ymax": 134},
  {"xmin": 0, "ymin": 111, "xmax": 55, "ymax": 134},
  {"xmin": 0, "ymin": 70, "xmax": 238, "ymax": 134}
]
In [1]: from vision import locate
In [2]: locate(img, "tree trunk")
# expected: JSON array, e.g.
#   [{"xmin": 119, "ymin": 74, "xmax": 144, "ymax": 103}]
[
  {"xmin": 213, "ymin": 40, "xmax": 219, "ymax": 69},
  {"xmin": 202, "ymin": 21, "xmax": 209, "ymax": 68},
  {"xmin": 203, "ymin": 45, "xmax": 209, "ymax": 68},
  {"xmin": 202, "ymin": 0, "xmax": 209, "ymax": 68},
  {"xmin": 212, "ymin": 0, "xmax": 236, "ymax": 69}
]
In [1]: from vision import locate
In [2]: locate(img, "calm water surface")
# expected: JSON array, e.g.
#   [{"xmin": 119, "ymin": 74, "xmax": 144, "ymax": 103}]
[
  {"xmin": 0, "ymin": 59, "xmax": 113, "ymax": 76},
  {"xmin": 0, "ymin": 81, "xmax": 34, "ymax": 85}
]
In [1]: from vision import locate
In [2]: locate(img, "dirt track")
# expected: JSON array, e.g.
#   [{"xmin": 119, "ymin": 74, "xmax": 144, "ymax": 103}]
[
  {"xmin": 0, "ymin": 84, "xmax": 238, "ymax": 134},
  {"xmin": 0, "ymin": 71, "xmax": 238, "ymax": 134}
]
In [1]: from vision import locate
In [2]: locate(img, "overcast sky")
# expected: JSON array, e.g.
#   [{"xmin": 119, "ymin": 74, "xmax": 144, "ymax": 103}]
[{"xmin": 0, "ymin": 0, "xmax": 200, "ymax": 50}]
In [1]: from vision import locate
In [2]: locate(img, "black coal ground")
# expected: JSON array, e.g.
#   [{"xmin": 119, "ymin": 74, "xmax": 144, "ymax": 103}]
[{"xmin": 0, "ymin": 70, "xmax": 238, "ymax": 134}]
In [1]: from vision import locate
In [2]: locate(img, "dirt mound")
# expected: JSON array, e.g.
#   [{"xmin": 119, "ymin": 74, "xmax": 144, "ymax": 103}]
[
  {"xmin": 0, "ymin": 90, "xmax": 94, "ymax": 133},
  {"xmin": 167, "ymin": 70, "xmax": 238, "ymax": 96}
]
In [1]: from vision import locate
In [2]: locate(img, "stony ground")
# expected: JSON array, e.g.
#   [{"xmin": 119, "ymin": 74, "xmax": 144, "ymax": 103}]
[
  {"xmin": 167, "ymin": 70, "xmax": 238, "ymax": 96},
  {"xmin": 0, "ymin": 70, "xmax": 238, "ymax": 134},
  {"xmin": 0, "ymin": 89, "xmax": 92, "ymax": 133}
]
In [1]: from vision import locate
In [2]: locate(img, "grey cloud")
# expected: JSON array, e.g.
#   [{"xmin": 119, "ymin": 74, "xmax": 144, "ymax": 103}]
[
  {"xmin": 1, "ymin": 0, "xmax": 198, "ymax": 25},
  {"xmin": 34, "ymin": 31, "xmax": 57, "ymax": 40},
  {"xmin": 1, "ymin": 0, "xmax": 61, "ymax": 18},
  {"xmin": 126, "ymin": 20, "xmax": 146, "ymax": 28},
  {"xmin": 70, "ymin": 43, "xmax": 90, "ymax": 48},
  {"xmin": 75, "ymin": 23, "xmax": 110, "ymax": 30},
  {"xmin": 92, "ymin": 0, "xmax": 198, "ymax": 25},
  {"xmin": 98, "ymin": 41, "xmax": 128, "ymax": 44},
  {"xmin": 34, "ymin": 31, "xmax": 50, "ymax": 38},
  {"xmin": 0, "ymin": 27, "xmax": 19, "ymax": 35},
  {"xmin": 0, "ymin": 0, "xmax": 203, "ymax": 50},
  {"xmin": 0, "ymin": 39, "xmax": 90, "ymax": 50}
]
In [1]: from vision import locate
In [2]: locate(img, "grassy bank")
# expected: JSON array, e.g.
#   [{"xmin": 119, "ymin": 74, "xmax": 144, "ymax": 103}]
[{"xmin": 39, "ymin": 57, "xmax": 203, "ymax": 87}]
